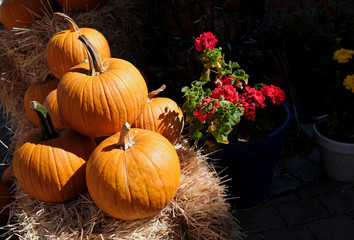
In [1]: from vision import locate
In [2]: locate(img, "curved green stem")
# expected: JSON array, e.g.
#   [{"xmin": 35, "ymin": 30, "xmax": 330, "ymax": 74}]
[
  {"xmin": 78, "ymin": 34, "xmax": 107, "ymax": 76},
  {"xmin": 29, "ymin": 101, "xmax": 59, "ymax": 140}
]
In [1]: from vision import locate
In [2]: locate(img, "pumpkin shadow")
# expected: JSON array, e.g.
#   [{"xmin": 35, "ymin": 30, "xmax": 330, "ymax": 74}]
[{"xmin": 156, "ymin": 107, "xmax": 184, "ymax": 141}]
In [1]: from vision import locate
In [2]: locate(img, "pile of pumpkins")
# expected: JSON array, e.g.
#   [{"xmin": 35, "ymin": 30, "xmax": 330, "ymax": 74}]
[{"xmin": 6, "ymin": 12, "xmax": 185, "ymax": 221}]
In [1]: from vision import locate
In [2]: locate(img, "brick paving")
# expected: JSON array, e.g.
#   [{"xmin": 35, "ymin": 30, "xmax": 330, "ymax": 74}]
[{"xmin": 232, "ymin": 121, "xmax": 354, "ymax": 240}]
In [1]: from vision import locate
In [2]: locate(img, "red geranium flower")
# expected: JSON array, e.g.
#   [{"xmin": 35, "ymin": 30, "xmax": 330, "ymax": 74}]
[
  {"xmin": 261, "ymin": 85, "xmax": 286, "ymax": 105},
  {"xmin": 210, "ymin": 85, "xmax": 239, "ymax": 104},
  {"xmin": 195, "ymin": 32, "xmax": 218, "ymax": 52}
]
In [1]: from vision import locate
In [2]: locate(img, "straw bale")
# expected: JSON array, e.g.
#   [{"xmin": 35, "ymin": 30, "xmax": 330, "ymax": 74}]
[
  {"xmin": 0, "ymin": 138, "xmax": 245, "ymax": 239},
  {"xmin": 0, "ymin": 0, "xmax": 149, "ymax": 152}
]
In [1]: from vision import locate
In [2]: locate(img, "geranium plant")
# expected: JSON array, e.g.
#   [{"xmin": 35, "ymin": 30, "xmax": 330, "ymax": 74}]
[{"xmin": 182, "ymin": 32, "xmax": 286, "ymax": 146}]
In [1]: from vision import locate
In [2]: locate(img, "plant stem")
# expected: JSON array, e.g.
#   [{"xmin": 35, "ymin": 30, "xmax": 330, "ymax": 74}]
[
  {"xmin": 117, "ymin": 122, "xmax": 135, "ymax": 150},
  {"xmin": 148, "ymin": 84, "xmax": 166, "ymax": 98},
  {"xmin": 29, "ymin": 101, "xmax": 59, "ymax": 140},
  {"xmin": 78, "ymin": 34, "xmax": 107, "ymax": 76},
  {"xmin": 54, "ymin": 12, "xmax": 81, "ymax": 33}
]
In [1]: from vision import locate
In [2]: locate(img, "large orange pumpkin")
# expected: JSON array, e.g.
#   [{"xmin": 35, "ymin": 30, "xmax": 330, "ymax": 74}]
[
  {"xmin": 13, "ymin": 101, "xmax": 96, "ymax": 203},
  {"xmin": 24, "ymin": 75, "xmax": 59, "ymax": 127},
  {"xmin": 46, "ymin": 12, "xmax": 111, "ymax": 80},
  {"xmin": 0, "ymin": 0, "xmax": 52, "ymax": 30},
  {"xmin": 133, "ymin": 85, "xmax": 184, "ymax": 144},
  {"xmin": 86, "ymin": 123, "xmax": 181, "ymax": 220},
  {"xmin": 57, "ymin": 34, "xmax": 148, "ymax": 137},
  {"xmin": 55, "ymin": 0, "xmax": 105, "ymax": 12},
  {"xmin": 43, "ymin": 89, "xmax": 68, "ymax": 128}
]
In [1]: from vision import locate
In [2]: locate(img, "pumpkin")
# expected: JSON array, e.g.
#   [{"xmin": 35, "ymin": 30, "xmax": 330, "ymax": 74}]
[
  {"xmin": 13, "ymin": 101, "xmax": 96, "ymax": 203},
  {"xmin": 0, "ymin": 0, "xmax": 52, "ymax": 30},
  {"xmin": 132, "ymin": 84, "xmax": 184, "ymax": 144},
  {"xmin": 43, "ymin": 89, "xmax": 68, "ymax": 128},
  {"xmin": 86, "ymin": 122, "xmax": 181, "ymax": 220},
  {"xmin": 24, "ymin": 75, "xmax": 59, "ymax": 127},
  {"xmin": 0, "ymin": 180, "xmax": 12, "ymax": 226},
  {"xmin": 57, "ymin": 34, "xmax": 148, "ymax": 137},
  {"xmin": 55, "ymin": 0, "xmax": 105, "ymax": 12},
  {"xmin": 1, "ymin": 165, "xmax": 14, "ymax": 188},
  {"xmin": 45, "ymin": 12, "xmax": 111, "ymax": 80}
]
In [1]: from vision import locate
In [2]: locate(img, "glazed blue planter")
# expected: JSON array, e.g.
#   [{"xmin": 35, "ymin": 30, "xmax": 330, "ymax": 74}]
[{"xmin": 214, "ymin": 103, "xmax": 291, "ymax": 209}]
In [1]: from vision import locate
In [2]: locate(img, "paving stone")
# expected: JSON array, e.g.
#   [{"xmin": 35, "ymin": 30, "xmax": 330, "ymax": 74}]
[
  {"xmin": 282, "ymin": 156, "xmax": 320, "ymax": 183},
  {"xmin": 261, "ymin": 225, "xmax": 315, "ymax": 240},
  {"xmin": 276, "ymin": 198, "xmax": 329, "ymax": 226},
  {"xmin": 234, "ymin": 206, "xmax": 285, "ymax": 233},
  {"xmin": 244, "ymin": 232, "xmax": 266, "ymax": 240},
  {"xmin": 267, "ymin": 193, "xmax": 299, "ymax": 206},
  {"xmin": 298, "ymin": 177, "xmax": 339, "ymax": 198},
  {"xmin": 306, "ymin": 147, "xmax": 320, "ymax": 163},
  {"xmin": 318, "ymin": 188, "xmax": 354, "ymax": 216},
  {"xmin": 307, "ymin": 215, "xmax": 354, "ymax": 240},
  {"xmin": 271, "ymin": 177, "xmax": 301, "ymax": 196}
]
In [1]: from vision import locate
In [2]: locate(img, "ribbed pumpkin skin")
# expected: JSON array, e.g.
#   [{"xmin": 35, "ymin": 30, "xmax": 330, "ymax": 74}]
[
  {"xmin": 133, "ymin": 97, "xmax": 184, "ymax": 144},
  {"xmin": 46, "ymin": 28, "xmax": 111, "ymax": 80},
  {"xmin": 24, "ymin": 78, "xmax": 59, "ymax": 127},
  {"xmin": 57, "ymin": 58, "xmax": 148, "ymax": 137},
  {"xmin": 86, "ymin": 128, "xmax": 181, "ymax": 220},
  {"xmin": 0, "ymin": 0, "xmax": 52, "ymax": 30},
  {"xmin": 43, "ymin": 89, "xmax": 68, "ymax": 128},
  {"xmin": 55, "ymin": 0, "xmax": 105, "ymax": 12},
  {"xmin": 13, "ymin": 128, "xmax": 96, "ymax": 203}
]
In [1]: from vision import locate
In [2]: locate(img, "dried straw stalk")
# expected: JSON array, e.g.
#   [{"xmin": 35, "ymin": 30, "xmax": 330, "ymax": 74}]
[{"xmin": 1, "ymin": 138, "xmax": 245, "ymax": 239}]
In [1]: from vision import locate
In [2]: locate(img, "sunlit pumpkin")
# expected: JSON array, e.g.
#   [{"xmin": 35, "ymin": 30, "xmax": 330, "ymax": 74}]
[
  {"xmin": 46, "ymin": 12, "xmax": 111, "ymax": 80},
  {"xmin": 43, "ymin": 89, "xmax": 68, "ymax": 128},
  {"xmin": 24, "ymin": 75, "xmax": 59, "ymax": 127},
  {"xmin": 0, "ymin": 0, "xmax": 52, "ymax": 30},
  {"xmin": 57, "ymin": 34, "xmax": 148, "ymax": 137},
  {"xmin": 86, "ymin": 122, "xmax": 181, "ymax": 220},
  {"xmin": 13, "ymin": 101, "xmax": 96, "ymax": 203},
  {"xmin": 133, "ymin": 85, "xmax": 184, "ymax": 144}
]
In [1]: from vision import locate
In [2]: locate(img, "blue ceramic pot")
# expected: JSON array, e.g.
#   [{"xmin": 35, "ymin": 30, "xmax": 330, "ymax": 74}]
[{"xmin": 213, "ymin": 103, "xmax": 291, "ymax": 209}]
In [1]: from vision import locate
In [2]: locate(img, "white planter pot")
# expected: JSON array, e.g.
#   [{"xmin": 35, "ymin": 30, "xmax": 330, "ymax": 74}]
[{"xmin": 313, "ymin": 115, "xmax": 354, "ymax": 182}]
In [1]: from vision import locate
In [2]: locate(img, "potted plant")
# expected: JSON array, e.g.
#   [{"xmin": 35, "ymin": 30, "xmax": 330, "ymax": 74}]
[
  {"xmin": 182, "ymin": 32, "xmax": 290, "ymax": 209},
  {"xmin": 313, "ymin": 45, "xmax": 354, "ymax": 182}
]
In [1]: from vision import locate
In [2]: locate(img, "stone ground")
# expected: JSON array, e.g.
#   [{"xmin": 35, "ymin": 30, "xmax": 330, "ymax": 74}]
[{"xmin": 232, "ymin": 122, "xmax": 354, "ymax": 240}]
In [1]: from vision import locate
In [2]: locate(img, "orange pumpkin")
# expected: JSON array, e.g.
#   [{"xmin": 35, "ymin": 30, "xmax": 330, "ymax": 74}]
[
  {"xmin": 0, "ymin": 0, "xmax": 52, "ymax": 30},
  {"xmin": 57, "ymin": 34, "xmax": 148, "ymax": 137},
  {"xmin": 45, "ymin": 12, "xmax": 111, "ymax": 80},
  {"xmin": 0, "ymin": 180, "xmax": 12, "ymax": 226},
  {"xmin": 55, "ymin": 0, "xmax": 105, "ymax": 12},
  {"xmin": 133, "ymin": 85, "xmax": 184, "ymax": 144},
  {"xmin": 24, "ymin": 75, "xmax": 59, "ymax": 127},
  {"xmin": 13, "ymin": 101, "xmax": 96, "ymax": 203},
  {"xmin": 43, "ymin": 89, "xmax": 68, "ymax": 128},
  {"xmin": 86, "ymin": 123, "xmax": 181, "ymax": 220}
]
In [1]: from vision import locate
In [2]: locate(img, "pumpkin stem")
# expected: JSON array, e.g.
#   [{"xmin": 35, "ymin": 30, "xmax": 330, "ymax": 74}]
[
  {"xmin": 54, "ymin": 12, "xmax": 81, "ymax": 33},
  {"xmin": 78, "ymin": 34, "xmax": 107, "ymax": 76},
  {"xmin": 118, "ymin": 122, "xmax": 136, "ymax": 151},
  {"xmin": 29, "ymin": 101, "xmax": 59, "ymax": 140},
  {"xmin": 148, "ymin": 84, "xmax": 166, "ymax": 99}
]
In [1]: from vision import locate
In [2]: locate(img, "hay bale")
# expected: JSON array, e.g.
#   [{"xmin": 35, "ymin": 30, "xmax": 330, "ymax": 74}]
[
  {"xmin": 0, "ymin": 0, "xmax": 149, "ymax": 150},
  {"xmin": 1, "ymin": 138, "xmax": 245, "ymax": 239}
]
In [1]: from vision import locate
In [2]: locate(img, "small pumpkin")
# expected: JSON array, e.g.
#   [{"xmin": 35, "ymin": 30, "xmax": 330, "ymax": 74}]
[
  {"xmin": 43, "ymin": 89, "xmax": 68, "ymax": 128},
  {"xmin": 57, "ymin": 34, "xmax": 148, "ymax": 137},
  {"xmin": 1, "ymin": 165, "xmax": 14, "ymax": 188},
  {"xmin": 86, "ymin": 122, "xmax": 181, "ymax": 220},
  {"xmin": 55, "ymin": 0, "xmax": 105, "ymax": 12},
  {"xmin": 46, "ymin": 12, "xmax": 111, "ymax": 80},
  {"xmin": 24, "ymin": 75, "xmax": 59, "ymax": 127},
  {"xmin": 13, "ymin": 101, "xmax": 96, "ymax": 203},
  {"xmin": 0, "ymin": 180, "xmax": 12, "ymax": 226},
  {"xmin": 0, "ymin": 0, "xmax": 52, "ymax": 30},
  {"xmin": 133, "ymin": 85, "xmax": 184, "ymax": 144}
]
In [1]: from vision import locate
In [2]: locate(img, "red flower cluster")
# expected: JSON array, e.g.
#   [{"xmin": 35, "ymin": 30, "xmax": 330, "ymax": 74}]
[
  {"xmin": 260, "ymin": 85, "xmax": 286, "ymax": 105},
  {"xmin": 239, "ymin": 86, "xmax": 266, "ymax": 120},
  {"xmin": 194, "ymin": 32, "xmax": 218, "ymax": 52},
  {"xmin": 193, "ymin": 97, "xmax": 220, "ymax": 122}
]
